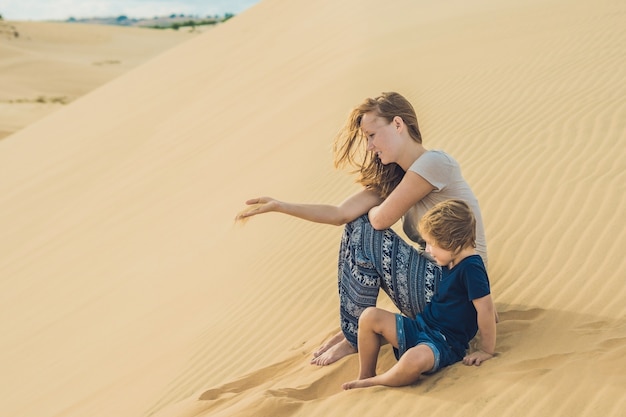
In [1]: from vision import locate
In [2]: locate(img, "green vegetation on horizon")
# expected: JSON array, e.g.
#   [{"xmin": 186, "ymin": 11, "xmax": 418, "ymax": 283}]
[
  {"xmin": 147, "ymin": 14, "xmax": 234, "ymax": 30},
  {"xmin": 61, "ymin": 13, "xmax": 236, "ymax": 30}
]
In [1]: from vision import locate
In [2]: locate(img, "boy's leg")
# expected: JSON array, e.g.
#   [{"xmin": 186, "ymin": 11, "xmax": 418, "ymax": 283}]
[
  {"xmin": 342, "ymin": 344, "xmax": 435, "ymax": 390},
  {"xmin": 355, "ymin": 307, "xmax": 399, "ymax": 379}
]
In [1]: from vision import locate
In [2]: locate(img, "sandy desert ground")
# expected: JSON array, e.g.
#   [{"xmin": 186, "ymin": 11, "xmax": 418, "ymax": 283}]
[
  {"xmin": 0, "ymin": 20, "xmax": 195, "ymax": 139},
  {"xmin": 0, "ymin": 0, "xmax": 624, "ymax": 416}
]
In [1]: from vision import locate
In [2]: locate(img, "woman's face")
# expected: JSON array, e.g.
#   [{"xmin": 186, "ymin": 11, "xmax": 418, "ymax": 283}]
[{"xmin": 360, "ymin": 112, "xmax": 401, "ymax": 165}]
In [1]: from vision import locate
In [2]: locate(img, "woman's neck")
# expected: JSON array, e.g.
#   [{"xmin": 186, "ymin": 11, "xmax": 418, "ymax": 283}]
[{"xmin": 398, "ymin": 143, "xmax": 427, "ymax": 171}]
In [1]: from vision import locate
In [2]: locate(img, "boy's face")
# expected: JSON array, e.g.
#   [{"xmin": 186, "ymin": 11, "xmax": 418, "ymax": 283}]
[{"xmin": 423, "ymin": 234, "xmax": 455, "ymax": 267}]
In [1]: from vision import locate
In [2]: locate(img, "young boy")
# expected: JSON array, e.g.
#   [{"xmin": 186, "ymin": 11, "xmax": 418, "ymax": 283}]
[{"xmin": 342, "ymin": 199, "xmax": 496, "ymax": 390}]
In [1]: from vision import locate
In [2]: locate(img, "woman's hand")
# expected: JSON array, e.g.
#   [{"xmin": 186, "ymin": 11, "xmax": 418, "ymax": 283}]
[{"xmin": 236, "ymin": 197, "xmax": 281, "ymax": 221}]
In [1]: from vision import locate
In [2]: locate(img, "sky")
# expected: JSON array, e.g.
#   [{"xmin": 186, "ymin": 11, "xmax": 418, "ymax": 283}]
[{"xmin": 0, "ymin": 0, "xmax": 261, "ymax": 21}]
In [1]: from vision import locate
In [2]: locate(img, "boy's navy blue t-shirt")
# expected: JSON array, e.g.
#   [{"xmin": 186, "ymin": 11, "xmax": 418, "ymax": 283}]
[{"xmin": 421, "ymin": 254, "xmax": 490, "ymax": 355}]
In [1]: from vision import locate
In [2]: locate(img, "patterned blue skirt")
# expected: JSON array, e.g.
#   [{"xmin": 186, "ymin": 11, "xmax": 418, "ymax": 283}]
[{"xmin": 338, "ymin": 215, "xmax": 442, "ymax": 348}]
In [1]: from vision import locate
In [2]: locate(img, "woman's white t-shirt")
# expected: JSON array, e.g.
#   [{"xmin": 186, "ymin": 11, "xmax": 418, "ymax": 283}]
[{"xmin": 402, "ymin": 150, "xmax": 488, "ymax": 265}]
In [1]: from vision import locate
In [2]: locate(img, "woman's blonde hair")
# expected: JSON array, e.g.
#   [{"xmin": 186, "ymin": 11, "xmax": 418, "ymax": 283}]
[
  {"xmin": 333, "ymin": 92, "xmax": 422, "ymax": 198},
  {"xmin": 418, "ymin": 199, "xmax": 476, "ymax": 254}
]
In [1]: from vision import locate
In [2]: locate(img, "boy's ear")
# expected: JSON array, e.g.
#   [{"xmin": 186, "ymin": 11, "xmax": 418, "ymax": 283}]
[{"xmin": 452, "ymin": 245, "xmax": 465, "ymax": 256}]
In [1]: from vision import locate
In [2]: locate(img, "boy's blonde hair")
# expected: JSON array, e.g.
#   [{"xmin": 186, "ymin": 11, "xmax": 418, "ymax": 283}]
[{"xmin": 418, "ymin": 199, "xmax": 476, "ymax": 254}]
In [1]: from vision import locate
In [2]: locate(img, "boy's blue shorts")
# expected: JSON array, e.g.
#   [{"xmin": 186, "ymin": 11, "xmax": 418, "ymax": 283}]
[{"xmin": 394, "ymin": 313, "xmax": 463, "ymax": 374}]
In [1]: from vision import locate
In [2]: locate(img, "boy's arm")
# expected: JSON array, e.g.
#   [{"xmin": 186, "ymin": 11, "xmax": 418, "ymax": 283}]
[{"xmin": 463, "ymin": 294, "xmax": 496, "ymax": 366}]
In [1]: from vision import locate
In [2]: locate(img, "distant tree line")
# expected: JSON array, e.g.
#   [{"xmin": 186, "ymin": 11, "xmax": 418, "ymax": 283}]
[
  {"xmin": 64, "ymin": 13, "xmax": 236, "ymax": 29},
  {"xmin": 147, "ymin": 14, "xmax": 235, "ymax": 30}
]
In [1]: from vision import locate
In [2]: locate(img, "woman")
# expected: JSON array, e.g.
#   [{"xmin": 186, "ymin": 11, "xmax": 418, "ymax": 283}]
[{"xmin": 239, "ymin": 92, "xmax": 487, "ymax": 366}]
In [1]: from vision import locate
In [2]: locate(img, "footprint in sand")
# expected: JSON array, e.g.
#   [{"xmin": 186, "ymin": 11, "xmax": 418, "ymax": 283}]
[
  {"xmin": 498, "ymin": 308, "xmax": 546, "ymax": 322},
  {"xmin": 199, "ymin": 387, "xmax": 241, "ymax": 401},
  {"xmin": 493, "ymin": 308, "xmax": 547, "ymax": 353},
  {"xmin": 501, "ymin": 353, "xmax": 570, "ymax": 377}
]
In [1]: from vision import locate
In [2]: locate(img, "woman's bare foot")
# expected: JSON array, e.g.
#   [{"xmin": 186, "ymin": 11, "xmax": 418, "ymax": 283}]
[
  {"xmin": 310, "ymin": 338, "xmax": 357, "ymax": 366},
  {"xmin": 342, "ymin": 377, "xmax": 376, "ymax": 390},
  {"xmin": 312, "ymin": 331, "xmax": 344, "ymax": 358}
]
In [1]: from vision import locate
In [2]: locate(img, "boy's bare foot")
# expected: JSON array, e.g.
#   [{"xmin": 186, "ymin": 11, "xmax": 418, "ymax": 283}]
[
  {"xmin": 312, "ymin": 331, "xmax": 344, "ymax": 358},
  {"xmin": 342, "ymin": 378, "xmax": 376, "ymax": 390},
  {"xmin": 310, "ymin": 338, "xmax": 356, "ymax": 366}
]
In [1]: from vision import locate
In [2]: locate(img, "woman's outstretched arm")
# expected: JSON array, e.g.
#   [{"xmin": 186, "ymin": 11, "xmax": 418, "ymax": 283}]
[{"xmin": 239, "ymin": 189, "xmax": 383, "ymax": 226}]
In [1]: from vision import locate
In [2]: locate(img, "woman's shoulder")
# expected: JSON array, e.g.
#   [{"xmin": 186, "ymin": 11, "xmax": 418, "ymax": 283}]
[
  {"xmin": 428, "ymin": 150, "xmax": 458, "ymax": 163},
  {"xmin": 410, "ymin": 150, "xmax": 457, "ymax": 171}
]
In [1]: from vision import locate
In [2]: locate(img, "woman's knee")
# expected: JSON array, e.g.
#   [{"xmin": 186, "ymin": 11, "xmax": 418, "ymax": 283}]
[{"xmin": 344, "ymin": 215, "xmax": 367, "ymax": 234}]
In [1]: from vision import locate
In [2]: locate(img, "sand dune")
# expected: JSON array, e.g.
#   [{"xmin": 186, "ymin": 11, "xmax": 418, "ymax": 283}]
[
  {"xmin": 0, "ymin": 20, "xmax": 195, "ymax": 139},
  {"xmin": 1, "ymin": 0, "xmax": 625, "ymax": 416}
]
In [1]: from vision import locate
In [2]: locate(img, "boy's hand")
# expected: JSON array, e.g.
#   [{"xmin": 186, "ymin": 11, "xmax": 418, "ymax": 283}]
[
  {"xmin": 463, "ymin": 350, "xmax": 494, "ymax": 366},
  {"xmin": 470, "ymin": 295, "xmax": 496, "ymax": 367}
]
